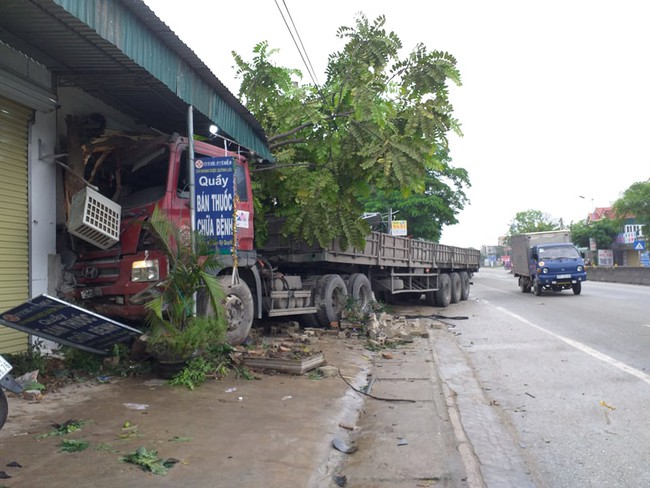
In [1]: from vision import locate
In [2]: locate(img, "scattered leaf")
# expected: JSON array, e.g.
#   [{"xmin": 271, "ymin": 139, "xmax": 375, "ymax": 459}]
[
  {"xmin": 168, "ymin": 436, "xmax": 192, "ymax": 443},
  {"xmin": 59, "ymin": 439, "xmax": 89, "ymax": 452},
  {"xmin": 37, "ymin": 419, "xmax": 87, "ymax": 438},
  {"xmin": 121, "ymin": 447, "xmax": 178, "ymax": 476}
]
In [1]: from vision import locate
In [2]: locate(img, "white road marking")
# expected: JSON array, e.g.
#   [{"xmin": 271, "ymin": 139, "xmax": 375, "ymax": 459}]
[{"xmin": 493, "ymin": 304, "xmax": 650, "ymax": 386}]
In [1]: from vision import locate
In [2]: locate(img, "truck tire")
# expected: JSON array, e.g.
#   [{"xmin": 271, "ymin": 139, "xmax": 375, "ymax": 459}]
[
  {"xmin": 315, "ymin": 274, "xmax": 348, "ymax": 327},
  {"xmin": 435, "ymin": 274, "xmax": 452, "ymax": 308},
  {"xmin": 347, "ymin": 273, "xmax": 373, "ymax": 311},
  {"xmin": 518, "ymin": 277, "xmax": 531, "ymax": 293},
  {"xmin": 459, "ymin": 271, "xmax": 470, "ymax": 301},
  {"xmin": 450, "ymin": 272, "xmax": 461, "ymax": 304},
  {"xmin": 0, "ymin": 389, "xmax": 7, "ymax": 430},
  {"xmin": 533, "ymin": 278, "xmax": 543, "ymax": 296},
  {"xmin": 572, "ymin": 282, "xmax": 582, "ymax": 295},
  {"xmin": 198, "ymin": 275, "xmax": 254, "ymax": 346}
]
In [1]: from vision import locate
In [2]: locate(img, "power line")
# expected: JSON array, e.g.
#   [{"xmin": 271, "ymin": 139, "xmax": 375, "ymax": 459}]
[{"xmin": 273, "ymin": 0, "xmax": 320, "ymax": 88}]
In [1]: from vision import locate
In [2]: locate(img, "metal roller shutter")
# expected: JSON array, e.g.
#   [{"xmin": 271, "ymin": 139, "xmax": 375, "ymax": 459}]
[{"xmin": 0, "ymin": 95, "xmax": 32, "ymax": 353}]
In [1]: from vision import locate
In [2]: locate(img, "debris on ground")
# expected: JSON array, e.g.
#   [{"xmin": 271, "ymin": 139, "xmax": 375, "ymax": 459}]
[
  {"xmin": 37, "ymin": 419, "xmax": 88, "ymax": 438},
  {"xmin": 233, "ymin": 309, "xmax": 446, "ymax": 375},
  {"xmin": 120, "ymin": 447, "xmax": 179, "ymax": 476},
  {"xmin": 123, "ymin": 403, "xmax": 149, "ymax": 411},
  {"xmin": 333, "ymin": 474, "xmax": 348, "ymax": 486},
  {"xmin": 59, "ymin": 439, "xmax": 89, "ymax": 453},
  {"xmin": 236, "ymin": 321, "xmax": 326, "ymax": 374},
  {"xmin": 332, "ymin": 437, "xmax": 358, "ymax": 454}
]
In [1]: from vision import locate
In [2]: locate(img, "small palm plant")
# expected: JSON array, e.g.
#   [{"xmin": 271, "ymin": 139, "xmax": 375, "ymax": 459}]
[{"xmin": 144, "ymin": 206, "xmax": 226, "ymax": 361}]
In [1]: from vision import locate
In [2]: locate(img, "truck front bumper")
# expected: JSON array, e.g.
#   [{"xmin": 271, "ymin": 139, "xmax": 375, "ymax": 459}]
[{"xmin": 538, "ymin": 271, "xmax": 587, "ymax": 286}]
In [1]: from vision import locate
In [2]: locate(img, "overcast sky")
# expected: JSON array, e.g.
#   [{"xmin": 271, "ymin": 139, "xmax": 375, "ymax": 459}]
[{"xmin": 143, "ymin": 0, "xmax": 649, "ymax": 249}]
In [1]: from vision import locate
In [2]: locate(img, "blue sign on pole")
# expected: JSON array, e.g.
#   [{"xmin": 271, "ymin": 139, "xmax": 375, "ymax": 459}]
[
  {"xmin": 193, "ymin": 156, "xmax": 235, "ymax": 254},
  {"xmin": 0, "ymin": 295, "xmax": 141, "ymax": 355},
  {"xmin": 633, "ymin": 240, "xmax": 646, "ymax": 251},
  {"xmin": 641, "ymin": 252, "xmax": 650, "ymax": 267}
]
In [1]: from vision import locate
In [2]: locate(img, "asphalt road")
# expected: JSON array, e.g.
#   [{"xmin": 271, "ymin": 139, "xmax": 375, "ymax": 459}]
[{"xmin": 439, "ymin": 267, "xmax": 650, "ymax": 488}]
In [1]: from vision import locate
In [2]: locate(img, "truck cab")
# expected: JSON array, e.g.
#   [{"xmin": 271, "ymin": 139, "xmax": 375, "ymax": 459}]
[
  {"xmin": 511, "ymin": 231, "xmax": 587, "ymax": 296},
  {"xmin": 64, "ymin": 133, "xmax": 256, "ymax": 323},
  {"xmin": 528, "ymin": 243, "xmax": 587, "ymax": 295}
]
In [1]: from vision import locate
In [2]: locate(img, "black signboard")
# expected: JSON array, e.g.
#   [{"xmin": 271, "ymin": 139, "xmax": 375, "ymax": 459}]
[{"xmin": 0, "ymin": 295, "xmax": 142, "ymax": 355}]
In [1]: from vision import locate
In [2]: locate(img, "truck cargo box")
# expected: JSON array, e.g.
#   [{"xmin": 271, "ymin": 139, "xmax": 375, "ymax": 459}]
[{"xmin": 511, "ymin": 231, "xmax": 571, "ymax": 277}]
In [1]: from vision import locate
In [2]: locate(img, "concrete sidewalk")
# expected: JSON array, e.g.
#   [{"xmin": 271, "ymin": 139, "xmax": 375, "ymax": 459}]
[
  {"xmin": 0, "ymin": 331, "xmax": 472, "ymax": 488},
  {"xmin": 337, "ymin": 329, "xmax": 472, "ymax": 487}
]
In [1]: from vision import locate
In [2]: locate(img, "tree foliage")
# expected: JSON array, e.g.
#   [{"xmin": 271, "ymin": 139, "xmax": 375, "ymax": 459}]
[
  {"xmin": 361, "ymin": 157, "xmax": 469, "ymax": 241},
  {"xmin": 505, "ymin": 210, "xmax": 559, "ymax": 245},
  {"xmin": 612, "ymin": 179, "xmax": 650, "ymax": 228},
  {"xmin": 569, "ymin": 218, "xmax": 621, "ymax": 249},
  {"xmin": 233, "ymin": 14, "xmax": 467, "ymax": 247}
]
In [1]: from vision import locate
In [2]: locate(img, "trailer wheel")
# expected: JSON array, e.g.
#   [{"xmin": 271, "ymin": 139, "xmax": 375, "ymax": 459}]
[
  {"xmin": 450, "ymin": 272, "xmax": 461, "ymax": 304},
  {"xmin": 459, "ymin": 272, "xmax": 470, "ymax": 301},
  {"xmin": 533, "ymin": 278, "xmax": 543, "ymax": 296},
  {"xmin": 198, "ymin": 275, "xmax": 254, "ymax": 346},
  {"xmin": 572, "ymin": 282, "xmax": 582, "ymax": 295},
  {"xmin": 347, "ymin": 273, "xmax": 373, "ymax": 311},
  {"xmin": 315, "ymin": 274, "xmax": 348, "ymax": 327},
  {"xmin": 0, "ymin": 389, "xmax": 7, "ymax": 430},
  {"xmin": 435, "ymin": 274, "xmax": 452, "ymax": 308}
]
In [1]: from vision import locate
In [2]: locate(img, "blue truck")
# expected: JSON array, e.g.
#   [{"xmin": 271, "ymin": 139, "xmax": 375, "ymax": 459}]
[{"xmin": 511, "ymin": 231, "xmax": 587, "ymax": 296}]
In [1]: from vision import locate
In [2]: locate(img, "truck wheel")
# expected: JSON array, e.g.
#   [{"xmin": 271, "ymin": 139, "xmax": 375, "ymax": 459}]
[
  {"xmin": 450, "ymin": 272, "xmax": 461, "ymax": 304},
  {"xmin": 519, "ymin": 277, "xmax": 528, "ymax": 293},
  {"xmin": 315, "ymin": 274, "xmax": 348, "ymax": 327},
  {"xmin": 0, "ymin": 388, "xmax": 7, "ymax": 430},
  {"xmin": 460, "ymin": 271, "xmax": 470, "ymax": 301},
  {"xmin": 533, "ymin": 279, "xmax": 543, "ymax": 296},
  {"xmin": 572, "ymin": 282, "xmax": 582, "ymax": 295},
  {"xmin": 199, "ymin": 276, "xmax": 254, "ymax": 346},
  {"xmin": 347, "ymin": 273, "xmax": 373, "ymax": 311},
  {"xmin": 435, "ymin": 274, "xmax": 452, "ymax": 308}
]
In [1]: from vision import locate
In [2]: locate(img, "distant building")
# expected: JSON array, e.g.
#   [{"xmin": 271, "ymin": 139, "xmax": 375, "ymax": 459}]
[{"xmin": 588, "ymin": 207, "xmax": 646, "ymax": 266}]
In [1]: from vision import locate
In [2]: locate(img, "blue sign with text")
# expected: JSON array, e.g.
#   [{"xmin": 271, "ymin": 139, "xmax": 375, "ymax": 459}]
[{"xmin": 193, "ymin": 156, "xmax": 235, "ymax": 253}]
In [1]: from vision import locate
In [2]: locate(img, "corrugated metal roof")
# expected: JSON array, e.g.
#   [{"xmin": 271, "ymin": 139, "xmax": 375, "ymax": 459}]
[{"xmin": 0, "ymin": 0, "xmax": 272, "ymax": 160}]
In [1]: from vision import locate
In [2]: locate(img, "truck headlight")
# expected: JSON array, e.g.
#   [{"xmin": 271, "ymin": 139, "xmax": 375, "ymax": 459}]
[
  {"xmin": 131, "ymin": 259, "xmax": 160, "ymax": 282},
  {"xmin": 576, "ymin": 265, "xmax": 584, "ymax": 272},
  {"xmin": 542, "ymin": 268, "xmax": 549, "ymax": 274}
]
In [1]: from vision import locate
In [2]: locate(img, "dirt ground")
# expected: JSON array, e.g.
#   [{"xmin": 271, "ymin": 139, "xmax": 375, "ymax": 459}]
[
  {"xmin": 0, "ymin": 313, "xmax": 470, "ymax": 488},
  {"xmin": 0, "ymin": 333, "xmax": 371, "ymax": 488}
]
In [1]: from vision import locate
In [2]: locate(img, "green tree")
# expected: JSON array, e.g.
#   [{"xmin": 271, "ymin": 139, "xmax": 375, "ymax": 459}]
[
  {"xmin": 361, "ymin": 159, "xmax": 469, "ymax": 242},
  {"xmin": 233, "ymin": 14, "xmax": 467, "ymax": 248},
  {"xmin": 612, "ymin": 179, "xmax": 650, "ymax": 228},
  {"xmin": 570, "ymin": 218, "xmax": 620, "ymax": 249},
  {"xmin": 505, "ymin": 210, "xmax": 559, "ymax": 245}
]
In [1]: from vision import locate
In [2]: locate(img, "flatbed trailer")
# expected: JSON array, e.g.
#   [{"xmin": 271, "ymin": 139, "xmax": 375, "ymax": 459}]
[{"xmin": 261, "ymin": 220, "xmax": 480, "ymax": 306}]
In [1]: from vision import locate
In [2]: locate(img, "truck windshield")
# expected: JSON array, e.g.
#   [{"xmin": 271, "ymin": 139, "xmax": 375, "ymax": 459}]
[
  {"xmin": 84, "ymin": 141, "xmax": 170, "ymax": 209},
  {"xmin": 538, "ymin": 245, "xmax": 581, "ymax": 260}
]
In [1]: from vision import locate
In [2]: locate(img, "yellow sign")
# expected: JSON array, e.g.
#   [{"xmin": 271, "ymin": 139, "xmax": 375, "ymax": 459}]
[{"xmin": 391, "ymin": 220, "xmax": 407, "ymax": 236}]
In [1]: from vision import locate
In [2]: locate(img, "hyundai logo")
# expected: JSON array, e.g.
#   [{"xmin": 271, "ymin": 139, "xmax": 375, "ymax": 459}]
[{"xmin": 82, "ymin": 266, "xmax": 99, "ymax": 280}]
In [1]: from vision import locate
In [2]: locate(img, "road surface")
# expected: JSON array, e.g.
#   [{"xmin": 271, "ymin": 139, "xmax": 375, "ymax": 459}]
[{"xmin": 434, "ymin": 267, "xmax": 650, "ymax": 487}]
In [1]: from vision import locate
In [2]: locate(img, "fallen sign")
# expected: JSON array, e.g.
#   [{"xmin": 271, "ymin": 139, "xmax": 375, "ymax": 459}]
[
  {"xmin": 0, "ymin": 294, "xmax": 142, "ymax": 355},
  {"xmin": 242, "ymin": 353, "xmax": 325, "ymax": 374}
]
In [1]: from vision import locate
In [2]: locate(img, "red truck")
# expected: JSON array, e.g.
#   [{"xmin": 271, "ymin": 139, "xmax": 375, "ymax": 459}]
[{"xmin": 64, "ymin": 132, "xmax": 480, "ymax": 344}]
